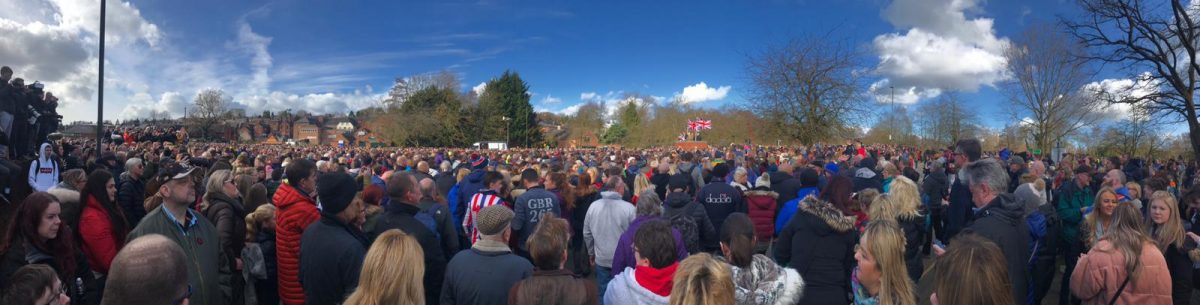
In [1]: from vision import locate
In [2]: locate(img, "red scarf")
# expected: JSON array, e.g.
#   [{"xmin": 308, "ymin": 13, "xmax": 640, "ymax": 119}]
[{"xmin": 635, "ymin": 263, "xmax": 679, "ymax": 297}]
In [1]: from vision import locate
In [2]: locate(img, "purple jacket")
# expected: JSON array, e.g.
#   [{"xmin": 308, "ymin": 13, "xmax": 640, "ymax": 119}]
[{"xmin": 611, "ymin": 216, "xmax": 689, "ymax": 276}]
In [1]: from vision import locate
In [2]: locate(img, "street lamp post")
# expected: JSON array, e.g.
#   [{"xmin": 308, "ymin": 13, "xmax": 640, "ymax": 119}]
[
  {"xmin": 501, "ymin": 116, "xmax": 510, "ymax": 146},
  {"xmin": 96, "ymin": 0, "xmax": 106, "ymax": 154}
]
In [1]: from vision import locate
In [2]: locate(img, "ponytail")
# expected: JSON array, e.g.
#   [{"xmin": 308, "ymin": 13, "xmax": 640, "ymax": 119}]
[{"xmin": 718, "ymin": 213, "xmax": 757, "ymax": 268}]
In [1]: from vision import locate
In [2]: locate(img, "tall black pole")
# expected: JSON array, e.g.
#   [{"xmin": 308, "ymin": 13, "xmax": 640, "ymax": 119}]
[{"xmin": 96, "ymin": 0, "xmax": 106, "ymax": 153}]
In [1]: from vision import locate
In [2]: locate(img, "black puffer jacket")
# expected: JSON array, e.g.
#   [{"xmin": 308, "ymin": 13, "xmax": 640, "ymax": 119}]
[
  {"xmin": 663, "ymin": 191, "xmax": 717, "ymax": 254},
  {"xmin": 963, "ymin": 193, "xmax": 1029, "ymax": 304},
  {"xmin": 896, "ymin": 213, "xmax": 927, "ymax": 282},
  {"xmin": 116, "ymin": 172, "xmax": 146, "ymax": 226},
  {"xmin": 370, "ymin": 201, "xmax": 447, "ymax": 305},
  {"xmin": 769, "ymin": 172, "xmax": 802, "ymax": 216},
  {"xmin": 774, "ymin": 196, "xmax": 857, "ymax": 305}
]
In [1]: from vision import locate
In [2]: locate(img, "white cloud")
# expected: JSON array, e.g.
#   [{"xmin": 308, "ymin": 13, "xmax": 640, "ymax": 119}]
[
  {"xmin": 580, "ymin": 92, "xmax": 598, "ymax": 100},
  {"xmin": 871, "ymin": 0, "xmax": 1010, "ymax": 103},
  {"xmin": 472, "ymin": 82, "xmax": 487, "ymax": 96},
  {"xmin": 557, "ymin": 104, "xmax": 583, "ymax": 116},
  {"xmin": 674, "ymin": 82, "xmax": 730, "ymax": 104},
  {"xmin": 540, "ymin": 94, "xmax": 562, "ymax": 105},
  {"xmin": 1081, "ymin": 72, "xmax": 1160, "ymax": 120},
  {"xmin": 867, "ymin": 79, "xmax": 942, "ymax": 104},
  {"xmin": 0, "ymin": 0, "xmax": 397, "ymax": 122}
]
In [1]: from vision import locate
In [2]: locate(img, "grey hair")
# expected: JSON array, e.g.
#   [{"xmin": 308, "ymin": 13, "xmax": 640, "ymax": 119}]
[
  {"xmin": 440, "ymin": 160, "xmax": 451, "ymax": 172},
  {"xmin": 603, "ymin": 176, "xmax": 625, "ymax": 192},
  {"xmin": 1110, "ymin": 169, "xmax": 1126, "ymax": 185},
  {"xmin": 125, "ymin": 157, "xmax": 144, "ymax": 172},
  {"xmin": 961, "ymin": 159, "xmax": 1008, "ymax": 195},
  {"xmin": 636, "ymin": 190, "xmax": 663, "ymax": 217},
  {"xmin": 734, "ymin": 167, "xmax": 748, "ymax": 178}
]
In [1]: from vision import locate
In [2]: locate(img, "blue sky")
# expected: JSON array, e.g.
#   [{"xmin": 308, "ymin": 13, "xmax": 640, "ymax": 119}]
[{"xmin": 4, "ymin": 0, "xmax": 1158, "ymax": 131}]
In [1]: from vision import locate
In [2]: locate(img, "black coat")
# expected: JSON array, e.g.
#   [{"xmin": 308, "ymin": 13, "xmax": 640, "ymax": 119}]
[
  {"xmin": 371, "ymin": 201, "xmax": 448, "ymax": 305},
  {"xmin": 116, "ymin": 172, "xmax": 146, "ymax": 226},
  {"xmin": 945, "ymin": 177, "xmax": 973, "ymax": 242},
  {"xmin": 650, "ymin": 173, "xmax": 670, "ymax": 200},
  {"xmin": 663, "ymin": 191, "xmax": 718, "ymax": 253},
  {"xmin": 769, "ymin": 172, "xmax": 802, "ymax": 217},
  {"xmin": 0, "ymin": 237, "xmax": 100, "ymax": 305},
  {"xmin": 897, "ymin": 214, "xmax": 927, "ymax": 282},
  {"xmin": 774, "ymin": 196, "xmax": 857, "ymax": 305},
  {"xmin": 299, "ymin": 216, "xmax": 369, "ymax": 305},
  {"xmin": 1163, "ymin": 243, "xmax": 1194, "ymax": 305},
  {"xmin": 696, "ymin": 178, "xmax": 747, "ymax": 250},
  {"xmin": 921, "ymin": 171, "xmax": 948, "ymax": 207},
  {"xmin": 963, "ymin": 194, "xmax": 1029, "ymax": 304},
  {"xmin": 435, "ymin": 172, "xmax": 457, "ymax": 199}
]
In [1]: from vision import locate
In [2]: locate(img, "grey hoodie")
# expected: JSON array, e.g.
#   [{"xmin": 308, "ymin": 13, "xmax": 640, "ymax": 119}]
[
  {"xmin": 604, "ymin": 267, "xmax": 670, "ymax": 305},
  {"xmin": 583, "ymin": 191, "xmax": 635, "ymax": 268}
]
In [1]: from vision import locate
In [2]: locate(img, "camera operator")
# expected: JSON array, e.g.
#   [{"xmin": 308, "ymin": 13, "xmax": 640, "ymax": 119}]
[
  {"xmin": 23, "ymin": 82, "xmax": 48, "ymax": 156},
  {"xmin": 8, "ymin": 77, "xmax": 29, "ymax": 158},
  {"xmin": 36, "ymin": 91, "xmax": 60, "ymax": 145},
  {"xmin": 0, "ymin": 67, "xmax": 12, "ymax": 156}
]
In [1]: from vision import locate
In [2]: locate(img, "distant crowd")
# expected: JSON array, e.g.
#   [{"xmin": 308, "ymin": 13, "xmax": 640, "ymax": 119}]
[{"xmin": 0, "ymin": 137, "xmax": 1195, "ymax": 305}]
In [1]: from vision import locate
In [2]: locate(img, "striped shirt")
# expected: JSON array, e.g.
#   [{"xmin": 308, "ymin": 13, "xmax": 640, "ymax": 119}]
[{"xmin": 464, "ymin": 190, "xmax": 506, "ymax": 245}]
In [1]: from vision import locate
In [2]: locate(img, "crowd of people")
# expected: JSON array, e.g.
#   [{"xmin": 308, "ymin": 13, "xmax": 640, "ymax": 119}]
[{"xmin": 0, "ymin": 136, "xmax": 1196, "ymax": 305}]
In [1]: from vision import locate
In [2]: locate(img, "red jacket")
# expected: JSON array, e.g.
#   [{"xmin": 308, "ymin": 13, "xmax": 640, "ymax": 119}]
[
  {"xmin": 744, "ymin": 190, "xmax": 779, "ymax": 242},
  {"xmin": 273, "ymin": 183, "xmax": 320, "ymax": 305},
  {"xmin": 79, "ymin": 195, "xmax": 126, "ymax": 274}
]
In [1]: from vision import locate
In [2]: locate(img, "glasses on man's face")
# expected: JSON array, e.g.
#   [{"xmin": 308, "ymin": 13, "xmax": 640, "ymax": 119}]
[
  {"xmin": 172, "ymin": 284, "xmax": 191, "ymax": 305},
  {"xmin": 44, "ymin": 281, "xmax": 67, "ymax": 305}
]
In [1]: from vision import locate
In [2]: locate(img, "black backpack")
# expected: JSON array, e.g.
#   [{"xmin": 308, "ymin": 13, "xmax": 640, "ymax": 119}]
[{"xmin": 668, "ymin": 209, "xmax": 700, "ymax": 254}]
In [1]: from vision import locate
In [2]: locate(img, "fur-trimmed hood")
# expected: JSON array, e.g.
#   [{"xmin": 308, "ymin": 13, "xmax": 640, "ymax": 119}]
[
  {"xmin": 744, "ymin": 190, "xmax": 778, "ymax": 198},
  {"xmin": 731, "ymin": 254, "xmax": 805, "ymax": 305},
  {"xmin": 799, "ymin": 196, "xmax": 856, "ymax": 234}
]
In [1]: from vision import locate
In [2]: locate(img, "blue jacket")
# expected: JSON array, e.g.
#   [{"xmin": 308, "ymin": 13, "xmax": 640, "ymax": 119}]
[
  {"xmin": 512, "ymin": 186, "xmax": 562, "ymax": 252},
  {"xmin": 453, "ymin": 170, "xmax": 486, "ymax": 228},
  {"xmin": 776, "ymin": 187, "xmax": 819, "ymax": 234}
]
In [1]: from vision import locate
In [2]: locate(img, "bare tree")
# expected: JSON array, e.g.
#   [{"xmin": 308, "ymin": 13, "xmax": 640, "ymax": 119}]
[
  {"xmin": 1002, "ymin": 24, "xmax": 1104, "ymax": 152},
  {"xmin": 916, "ymin": 93, "xmax": 979, "ymax": 146},
  {"xmin": 382, "ymin": 70, "xmax": 460, "ymax": 109},
  {"xmin": 1064, "ymin": 0, "xmax": 1200, "ymax": 159},
  {"xmin": 745, "ymin": 35, "xmax": 869, "ymax": 145},
  {"xmin": 193, "ymin": 88, "xmax": 230, "ymax": 139}
]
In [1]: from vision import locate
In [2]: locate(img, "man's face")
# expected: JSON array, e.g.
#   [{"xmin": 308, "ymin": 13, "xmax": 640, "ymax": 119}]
[
  {"xmin": 1076, "ymin": 173, "xmax": 1090, "ymax": 186},
  {"xmin": 163, "ymin": 179, "xmax": 196, "ymax": 205},
  {"xmin": 301, "ymin": 172, "xmax": 318, "ymax": 194},
  {"xmin": 132, "ymin": 162, "xmax": 144, "ymax": 178}
]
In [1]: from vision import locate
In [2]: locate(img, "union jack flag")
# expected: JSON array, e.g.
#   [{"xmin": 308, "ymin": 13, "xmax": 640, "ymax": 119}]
[
  {"xmin": 696, "ymin": 118, "xmax": 712, "ymax": 130},
  {"xmin": 687, "ymin": 120, "xmax": 698, "ymax": 131},
  {"xmin": 678, "ymin": 133, "xmax": 687, "ymax": 141}
]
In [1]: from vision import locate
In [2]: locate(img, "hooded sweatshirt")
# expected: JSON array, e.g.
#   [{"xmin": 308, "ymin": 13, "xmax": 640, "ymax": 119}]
[
  {"xmin": 604, "ymin": 265, "xmax": 674, "ymax": 305},
  {"xmin": 662, "ymin": 191, "xmax": 717, "ymax": 253},
  {"xmin": 28, "ymin": 142, "xmax": 58, "ymax": 192},
  {"xmin": 583, "ymin": 191, "xmax": 635, "ymax": 268},
  {"xmin": 964, "ymin": 193, "xmax": 1030, "ymax": 303}
]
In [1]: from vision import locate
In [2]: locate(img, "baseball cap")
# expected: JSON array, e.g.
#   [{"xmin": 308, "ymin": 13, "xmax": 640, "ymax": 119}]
[{"xmin": 157, "ymin": 162, "xmax": 196, "ymax": 181}]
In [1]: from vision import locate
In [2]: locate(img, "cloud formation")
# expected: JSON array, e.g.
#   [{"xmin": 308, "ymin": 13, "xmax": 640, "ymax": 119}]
[
  {"xmin": 674, "ymin": 82, "xmax": 730, "ymax": 104},
  {"xmin": 870, "ymin": 0, "xmax": 1010, "ymax": 104}
]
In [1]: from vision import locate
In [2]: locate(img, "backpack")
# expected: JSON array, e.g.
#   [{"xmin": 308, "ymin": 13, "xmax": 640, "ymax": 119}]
[
  {"xmin": 1025, "ymin": 204, "xmax": 1060, "ymax": 305},
  {"xmin": 414, "ymin": 210, "xmax": 441, "ymax": 242},
  {"xmin": 31, "ymin": 158, "xmax": 58, "ymax": 183},
  {"xmin": 668, "ymin": 210, "xmax": 700, "ymax": 254}
]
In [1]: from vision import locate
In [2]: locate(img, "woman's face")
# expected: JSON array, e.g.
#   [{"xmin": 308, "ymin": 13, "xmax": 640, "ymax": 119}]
[
  {"xmin": 1150, "ymin": 199, "xmax": 1171, "ymax": 225},
  {"xmin": 736, "ymin": 174, "xmax": 748, "ymax": 184},
  {"xmin": 544, "ymin": 177, "xmax": 556, "ymax": 190},
  {"xmin": 105, "ymin": 178, "xmax": 117, "ymax": 202},
  {"xmin": 265, "ymin": 215, "xmax": 277, "ymax": 232},
  {"xmin": 39, "ymin": 201, "xmax": 62, "ymax": 241},
  {"xmin": 222, "ymin": 178, "xmax": 240, "ymax": 198},
  {"xmin": 854, "ymin": 235, "xmax": 881, "ymax": 288},
  {"xmin": 1099, "ymin": 192, "xmax": 1118, "ymax": 217}
]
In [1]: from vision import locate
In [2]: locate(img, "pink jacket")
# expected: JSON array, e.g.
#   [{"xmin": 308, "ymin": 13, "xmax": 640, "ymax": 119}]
[{"xmin": 1070, "ymin": 240, "xmax": 1172, "ymax": 305}]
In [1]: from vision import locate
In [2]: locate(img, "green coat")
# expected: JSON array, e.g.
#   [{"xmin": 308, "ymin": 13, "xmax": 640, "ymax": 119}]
[
  {"xmin": 1056, "ymin": 181, "xmax": 1094, "ymax": 247},
  {"xmin": 128, "ymin": 205, "xmax": 220, "ymax": 305}
]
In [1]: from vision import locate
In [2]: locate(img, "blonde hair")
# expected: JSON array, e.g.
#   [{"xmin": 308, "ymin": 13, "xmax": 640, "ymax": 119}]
[
  {"xmin": 857, "ymin": 188, "xmax": 881, "ymax": 214},
  {"xmin": 634, "ymin": 174, "xmax": 652, "ymax": 196},
  {"xmin": 1148, "ymin": 191, "xmax": 1186, "ymax": 250},
  {"xmin": 870, "ymin": 176, "xmax": 921, "ymax": 221},
  {"xmin": 669, "ymin": 253, "xmax": 734, "ymax": 305},
  {"xmin": 1019, "ymin": 173, "xmax": 1046, "ymax": 192},
  {"xmin": 1104, "ymin": 203, "xmax": 1152, "ymax": 282},
  {"xmin": 1084, "ymin": 187, "xmax": 1118, "ymax": 248},
  {"xmin": 861, "ymin": 220, "xmax": 916, "ymax": 305},
  {"xmin": 1126, "ymin": 182, "xmax": 1142, "ymax": 199},
  {"xmin": 245, "ymin": 204, "xmax": 276, "ymax": 242},
  {"xmin": 343, "ymin": 229, "xmax": 424, "ymax": 305},
  {"xmin": 455, "ymin": 168, "xmax": 470, "ymax": 183}
]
